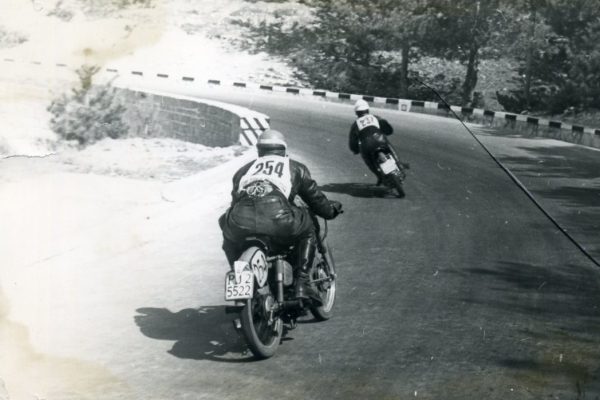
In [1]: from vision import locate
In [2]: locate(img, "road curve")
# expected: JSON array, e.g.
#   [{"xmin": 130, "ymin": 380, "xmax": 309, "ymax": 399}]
[
  {"xmin": 3, "ymin": 78, "xmax": 599, "ymax": 399},
  {"xmin": 125, "ymin": 84, "xmax": 600, "ymax": 400}
]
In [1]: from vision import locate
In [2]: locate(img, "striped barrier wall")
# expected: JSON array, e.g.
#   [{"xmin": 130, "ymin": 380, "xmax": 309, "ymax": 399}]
[
  {"xmin": 3, "ymin": 57, "xmax": 599, "ymax": 148},
  {"xmin": 240, "ymin": 115, "xmax": 270, "ymax": 146},
  {"xmin": 114, "ymin": 87, "xmax": 270, "ymax": 147}
]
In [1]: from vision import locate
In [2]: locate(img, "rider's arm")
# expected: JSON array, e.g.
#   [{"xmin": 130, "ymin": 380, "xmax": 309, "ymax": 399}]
[
  {"xmin": 230, "ymin": 162, "xmax": 253, "ymax": 203},
  {"xmin": 378, "ymin": 117, "xmax": 394, "ymax": 136},
  {"xmin": 349, "ymin": 123, "xmax": 360, "ymax": 154},
  {"xmin": 292, "ymin": 161, "xmax": 337, "ymax": 220}
]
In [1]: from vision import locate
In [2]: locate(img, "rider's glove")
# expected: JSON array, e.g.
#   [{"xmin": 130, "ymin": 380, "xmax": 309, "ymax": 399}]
[{"xmin": 330, "ymin": 200, "xmax": 343, "ymax": 217}]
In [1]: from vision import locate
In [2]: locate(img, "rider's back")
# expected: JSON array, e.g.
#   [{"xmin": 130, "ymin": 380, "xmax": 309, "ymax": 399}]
[
  {"xmin": 349, "ymin": 113, "xmax": 393, "ymax": 155},
  {"xmin": 231, "ymin": 155, "xmax": 336, "ymax": 221}
]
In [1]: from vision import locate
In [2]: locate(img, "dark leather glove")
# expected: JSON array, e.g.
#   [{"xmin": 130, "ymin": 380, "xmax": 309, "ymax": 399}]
[{"xmin": 330, "ymin": 200, "xmax": 343, "ymax": 217}]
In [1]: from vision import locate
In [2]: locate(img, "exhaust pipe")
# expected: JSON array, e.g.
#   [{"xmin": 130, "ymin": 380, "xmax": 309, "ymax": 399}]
[{"xmin": 283, "ymin": 299, "xmax": 302, "ymax": 309}]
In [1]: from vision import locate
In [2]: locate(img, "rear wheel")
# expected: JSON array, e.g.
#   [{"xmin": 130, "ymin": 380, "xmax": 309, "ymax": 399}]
[
  {"xmin": 240, "ymin": 291, "xmax": 282, "ymax": 359},
  {"xmin": 390, "ymin": 173, "xmax": 405, "ymax": 198},
  {"xmin": 310, "ymin": 241, "xmax": 336, "ymax": 321}
]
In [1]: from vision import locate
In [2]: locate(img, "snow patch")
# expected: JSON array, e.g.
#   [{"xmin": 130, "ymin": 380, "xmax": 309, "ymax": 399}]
[
  {"xmin": 0, "ymin": 0, "xmax": 296, "ymax": 162},
  {"xmin": 60, "ymin": 137, "xmax": 248, "ymax": 181},
  {"xmin": 0, "ymin": 95, "xmax": 57, "ymax": 157}
]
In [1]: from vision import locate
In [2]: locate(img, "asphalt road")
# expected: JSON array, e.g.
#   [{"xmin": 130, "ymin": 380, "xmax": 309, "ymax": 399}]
[
  {"xmin": 472, "ymin": 125, "xmax": 600, "ymax": 261},
  {"xmin": 126, "ymin": 84, "xmax": 600, "ymax": 399},
  {"xmin": 3, "ymin": 75, "xmax": 599, "ymax": 399}
]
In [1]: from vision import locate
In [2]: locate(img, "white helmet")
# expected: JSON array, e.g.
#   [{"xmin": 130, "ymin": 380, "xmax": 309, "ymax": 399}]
[
  {"xmin": 257, "ymin": 129, "xmax": 287, "ymax": 151},
  {"xmin": 354, "ymin": 99, "xmax": 370, "ymax": 113}
]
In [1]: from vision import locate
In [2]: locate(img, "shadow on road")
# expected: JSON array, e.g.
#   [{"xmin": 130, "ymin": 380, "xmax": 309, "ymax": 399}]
[
  {"xmin": 498, "ymin": 146, "xmax": 600, "ymax": 180},
  {"xmin": 534, "ymin": 186, "xmax": 600, "ymax": 209},
  {"xmin": 496, "ymin": 145, "xmax": 600, "ymax": 259},
  {"xmin": 319, "ymin": 183, "xmax": 393, "ymax": 198},
  {"xmin": 455, "ymin": 260, "xmax": 600, "ymax": 395},
  {"xmin": 460, "ymin": 261, "xmax": 600, "ymax": 317},
  {"xmin": 134, "ymin": 306, "xmax": 256, "ymax": 363}
]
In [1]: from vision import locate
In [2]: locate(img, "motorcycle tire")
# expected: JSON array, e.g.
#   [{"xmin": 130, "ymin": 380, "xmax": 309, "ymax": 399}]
[
  {"xmin": 310, "ymin": 240, "xmax": 337, "ymax": 321},
  {"xmin": 390, "ymin": 173, "xmax": 406, "ymax": 198},
  {"xmin": 240, "ymin": 292, "xmax": 283, "ymax": 359}
]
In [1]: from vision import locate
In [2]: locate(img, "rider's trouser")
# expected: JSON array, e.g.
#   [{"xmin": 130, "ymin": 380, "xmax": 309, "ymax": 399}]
[
  {"xmin": 360, "ymin": 149, "xmax": 381, "ymax": 179},
  {"xmin": 218, "ymin": 193, "xmax": 315, "ymax": 267}
]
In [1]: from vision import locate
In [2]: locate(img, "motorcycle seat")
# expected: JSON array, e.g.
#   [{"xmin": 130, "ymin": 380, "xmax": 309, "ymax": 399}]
[{"xmin": 242, "ymin": 235, "xmax": 292, "ymax": 256}]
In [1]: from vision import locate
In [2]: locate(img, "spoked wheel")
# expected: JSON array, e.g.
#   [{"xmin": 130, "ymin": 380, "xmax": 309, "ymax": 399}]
[
  {"xmin": 310, "ymin": 243, "xmax": 337, "ymax": 321},
  {"xmin": 240, "ymin": 292, "xmax": 282, "ymax": 359}
]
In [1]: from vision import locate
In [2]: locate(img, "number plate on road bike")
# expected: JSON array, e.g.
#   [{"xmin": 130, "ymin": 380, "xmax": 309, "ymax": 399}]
[
  {"xmin": 379, "ymin": 158, "xmax": 398, "ymax": 174},
  {"xmin": 225, "ymin": 271, "xmax": 254, "ymax": 300}
]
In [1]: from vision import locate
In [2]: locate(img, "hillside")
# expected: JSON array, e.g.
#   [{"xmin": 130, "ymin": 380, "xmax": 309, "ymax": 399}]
[{"xmin": 0, "ymin": 0, "xmax": 301, "ymax": 169}]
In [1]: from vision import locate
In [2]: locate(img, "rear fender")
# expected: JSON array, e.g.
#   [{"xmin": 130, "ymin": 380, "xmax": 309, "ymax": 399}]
[
  {"xmin": 375, "ymin": 151, "xmax": 400, "ymax": 175},
  {"xmin": 234, "ymin": 246, "xmax": 269, "ymax": 288}
]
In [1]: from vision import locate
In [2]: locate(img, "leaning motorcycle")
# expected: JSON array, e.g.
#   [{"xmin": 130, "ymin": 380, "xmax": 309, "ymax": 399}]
[
  {"xmin": 224, "ymin": 215, "xmax": 337, "ymax": 359},
  {"xmin": 371, "ymin": 147, "xmax": 407, "ymax": 198}
]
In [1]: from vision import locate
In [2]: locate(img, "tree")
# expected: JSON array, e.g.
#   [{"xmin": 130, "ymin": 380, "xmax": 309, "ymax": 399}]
[
  {"xmin": 541, "ymin": 0, "xmax": 600, "ymax": 112},
  {"xmin": 427, "ymin": 0, "xmax": 506, "ymax": 106},
  {"xmin": 233, "ymin": 0, "xmax": 436, "ymax": 98},
  {"xmin": 303, "ymin": 0, "xmax": 398, "ymax": 94},
  {"xmin": 497, "ymin": 0, "xmax": 600, "ymax": 113},
  {"xmin": 48, "ymin": 65, "xmax": 128, "ymax": 146},
  {"xmin": 495, "ymin": 0, "xmax": 555, "ymax": 112},
  {"xmin": 518, "ymin": 0, "xmax": 548, "ymax": 109},
  {"xmin": 378, "ymin": 1, "xmax": 436, "ymax": 97}
]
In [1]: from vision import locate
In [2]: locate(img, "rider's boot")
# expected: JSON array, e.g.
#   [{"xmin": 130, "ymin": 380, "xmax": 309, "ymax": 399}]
[
  {"xmin": 294, "ymin": 234, "xmax": 323, "ymax": 305},
  {"xmin": 222, "ymin": 237, "xmax": 240, "ymax": 267}
]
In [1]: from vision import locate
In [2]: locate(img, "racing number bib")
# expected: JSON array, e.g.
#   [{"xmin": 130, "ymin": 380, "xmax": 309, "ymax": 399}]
[
  {"xmin": 356, "ymin": 114, "xmax": 380, "ymax": 131},
  {"xmin": 238, "ymin": 155, "xmax": 292, "ymax": 198}
]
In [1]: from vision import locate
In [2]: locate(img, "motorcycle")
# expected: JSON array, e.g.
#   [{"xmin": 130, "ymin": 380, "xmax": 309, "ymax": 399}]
[
  {"xmin": 224, "ymin": 214, "xmax": 337, "ymax": 359},
  {"xmin": 372, "ymin": 146, "xmax": 408, "ymax": 198}
]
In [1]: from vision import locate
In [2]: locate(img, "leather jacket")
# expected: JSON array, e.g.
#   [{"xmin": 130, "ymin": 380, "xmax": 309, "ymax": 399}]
[
  {"xmin": 348, "ymin": 114, "xmax": 393, "ymax": 155},
  {"xmin": 230, "ymin": 158, "xmax": 337, "ymax": 220}
]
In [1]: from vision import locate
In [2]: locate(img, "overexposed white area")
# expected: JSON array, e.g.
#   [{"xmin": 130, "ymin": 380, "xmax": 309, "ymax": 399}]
[
  {"xmin": 62, "ymin": 138, "xmax": 246, "ymax": 181},
  {"xmin": 0, "ymin": 1, "xmax": 294, "ymax": 398},
  {"xmin": 0, "ymin": 0, "xmax": 306, "ymax": 156},
  {"xmin": 0, "ymin": 149, "xmax": 254, "ymax": 399},
  {"xmin": 0, "ymin": 0, "xmax": 308, "ymax": 84},
  {"xmin": 0, "ymin": 83, "xmax": 57, "ymax": 156}
]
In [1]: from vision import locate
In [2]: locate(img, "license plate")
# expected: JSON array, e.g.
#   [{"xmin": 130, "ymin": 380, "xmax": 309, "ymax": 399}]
[
  {"xmin": 225, "ymin": 271, "xmax": 254, "ymax": 300},
  {"xmin": 379, "ymin": 157, "xmax": 398, "ymax": 174}
]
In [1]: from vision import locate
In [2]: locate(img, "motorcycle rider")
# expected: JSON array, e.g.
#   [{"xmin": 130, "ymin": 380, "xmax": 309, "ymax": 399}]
[
  {"xmin": 348, "ymin": 99, "xmax": 406, "ymax": 185},
  {"xmin": 219, "ymin": 129, "xmax": 343, "ymax": 304}
]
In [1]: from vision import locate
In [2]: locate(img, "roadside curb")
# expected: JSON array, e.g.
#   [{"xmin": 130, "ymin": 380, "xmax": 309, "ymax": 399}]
[
  {"xmin": 187, "ymin": 77, "xmax": 600, "ymax": 149},
  {"xmin": 162, "ymin": 148, "xmax": 255, "ymax": 203},
  {"xmin": 4, "ymin": 57, "xmax": 599, "ymax": 148}
]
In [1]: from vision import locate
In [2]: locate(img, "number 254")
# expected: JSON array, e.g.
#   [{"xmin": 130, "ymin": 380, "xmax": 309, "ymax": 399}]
[{"xmin": 253, "ymin": 161, "xmax": 284, "ymax": 178}]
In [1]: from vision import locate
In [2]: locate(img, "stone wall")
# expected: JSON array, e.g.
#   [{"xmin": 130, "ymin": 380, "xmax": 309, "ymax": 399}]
[{"xmin": 118, "ymin": 89, "xmax": 241, "ymax": 147}]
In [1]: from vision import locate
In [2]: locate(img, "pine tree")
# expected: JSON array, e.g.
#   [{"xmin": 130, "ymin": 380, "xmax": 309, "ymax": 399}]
[{"xmin": 48, "ymin": 65, "xmax": 128, "ymax": 146}]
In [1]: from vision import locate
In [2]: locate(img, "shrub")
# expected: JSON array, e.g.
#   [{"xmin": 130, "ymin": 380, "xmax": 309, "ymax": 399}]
[
  {"xmin": 46, "ymin": 1, "xmax": 74, "ymax": 21},
  {"xmin": 111, "ymin": 0, "xmax": 154, "ymax": 8},
  {"xmin": 47, "ymin": 65, "xmax": 128, "ymax": 146},
  {"xmin": 0, "ymin": 27, "xmax": 28, "ymax": 48}
]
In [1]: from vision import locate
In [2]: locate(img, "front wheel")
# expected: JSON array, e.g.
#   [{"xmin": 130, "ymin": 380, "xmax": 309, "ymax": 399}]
[
  {"xmin": 310, "ymin": 240, "xmax": 337, "ymax": 321},
  {"xmin": 240, "ymin": 291, "xmax": 282, "ymax": 359}
]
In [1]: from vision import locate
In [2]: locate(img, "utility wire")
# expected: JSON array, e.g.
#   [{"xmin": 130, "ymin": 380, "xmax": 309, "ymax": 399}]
[{"xmin": 411, "ymin": 76, "xmax": 600, "ymax": 268}]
